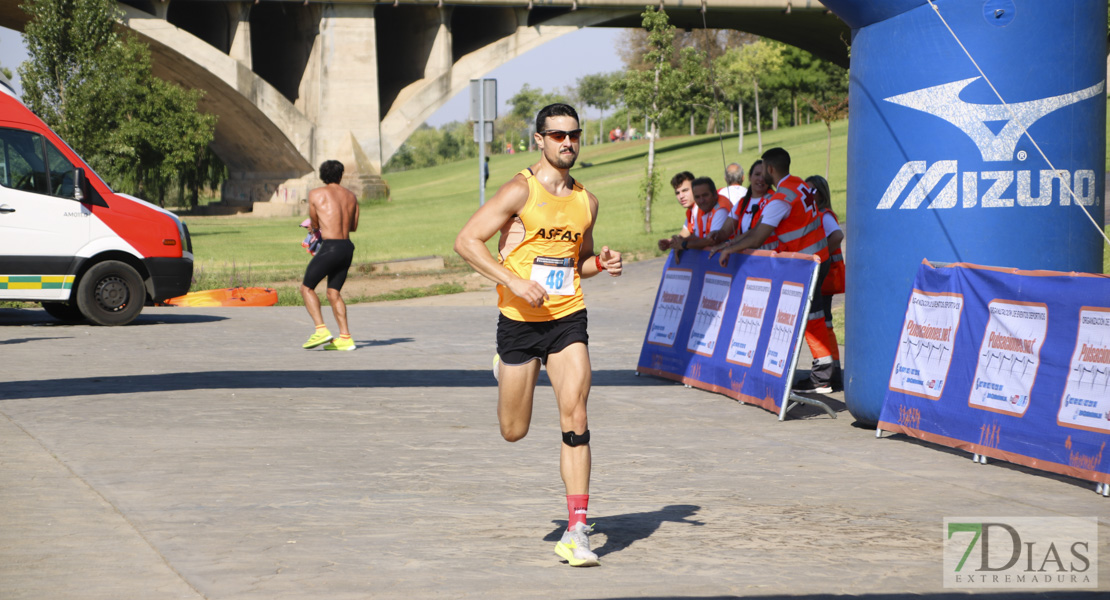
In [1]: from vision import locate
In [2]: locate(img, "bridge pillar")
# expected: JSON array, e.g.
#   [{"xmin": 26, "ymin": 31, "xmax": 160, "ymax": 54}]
[
  {"xmin": 305, "ymin": 5, "xmax": 388, "ymax": 200},
  {"xmin": 226, "ymin": 2, "xmax": 251, "ymax": 68}
]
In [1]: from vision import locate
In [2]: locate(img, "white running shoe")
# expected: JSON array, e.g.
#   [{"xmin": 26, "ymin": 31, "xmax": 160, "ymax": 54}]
[{"xmin": 554, "ymin": 522, "xmax": 600, "ymax": 567}]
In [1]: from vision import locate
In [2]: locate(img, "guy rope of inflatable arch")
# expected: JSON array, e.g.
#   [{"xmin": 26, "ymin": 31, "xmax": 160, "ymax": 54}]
[
  {"xmin": 926, "ymin": 0, "xmax": 1110, "ymax": 248},
  {"xmin": 700, "ymin": 0, "xmax": 730, "ymax": 177}
]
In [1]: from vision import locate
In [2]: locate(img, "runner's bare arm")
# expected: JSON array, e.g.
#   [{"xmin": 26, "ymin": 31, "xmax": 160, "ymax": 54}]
[
  {"xmin": 308, "ymin": 191, "xmax": 320, "ymax": 230},
  {"xmin": 578, "ymin": 193, "xmax": 621, "ymax": 278},
  {"xmin": 455, "ymin": 176, "xmax": 550, "ymax": 307},
  {"xmin": 350, "ymin": 193, "xmax": 360, "ymax": 232}
]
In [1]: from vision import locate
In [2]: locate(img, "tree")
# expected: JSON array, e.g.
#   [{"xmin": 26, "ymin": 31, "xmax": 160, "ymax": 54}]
[
  {"xmin": 716, "ymin": 40, "xmax": 784, "ymax": 154},
  {"xmin": 760, "ymin": 41, "xmax": 848, "ymax": 127},
  {"xmin": 577, "ymin": 72, "xmax": 620, "ymax": 142},
  {"xmin": 508, "ymin": 84, "xmax": 568, "ymax": 149},
  {"xmin": 617, "ymin": 27, "xmax": 755, "ymax": 70},
  {"xmin": 804, "ymin": 95, "xmax": 849, "ymax": 179},
  {"xmin": 617, "ymin": 6, "xmax": 711, "ymax": 233},
  {"xmin": 19, "ymin": 0, "xmax": 220, "ymax": 205}
]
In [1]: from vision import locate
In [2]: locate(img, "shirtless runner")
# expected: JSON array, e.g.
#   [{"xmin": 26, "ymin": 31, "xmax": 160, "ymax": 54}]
[{"xmin": 300, "ymin": 160, "xmax": 360, "ymax": 351}]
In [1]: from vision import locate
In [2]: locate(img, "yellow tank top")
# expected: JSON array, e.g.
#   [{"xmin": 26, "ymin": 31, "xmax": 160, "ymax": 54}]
[{"xmin": 497, "ymin": 168, "xmax": 592, "ymax": 321}]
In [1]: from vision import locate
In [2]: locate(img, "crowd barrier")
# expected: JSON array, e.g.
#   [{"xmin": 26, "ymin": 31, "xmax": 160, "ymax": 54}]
[
  {"xmin": 878, "ymin": 261, "xmax": 1110, "ymax": 490},
  {"xmin": 636, "ymin": 249, "xmax": 822, "ymax": 420}
]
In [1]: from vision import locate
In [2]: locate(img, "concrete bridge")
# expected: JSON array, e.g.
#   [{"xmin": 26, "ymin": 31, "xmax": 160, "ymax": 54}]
[{"xmin": 0, "ymin": 1, "xmax": 847, "ymax": 212}]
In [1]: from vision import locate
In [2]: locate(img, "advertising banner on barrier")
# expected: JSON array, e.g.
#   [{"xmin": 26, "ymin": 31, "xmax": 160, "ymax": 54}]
[
  {"xmin": 637, "ymin": 249, "xmax": 820, "ymax": 415},
  {"xmin": 879, "ymin": 261, "xmax": 1110, "ymax": 484}
]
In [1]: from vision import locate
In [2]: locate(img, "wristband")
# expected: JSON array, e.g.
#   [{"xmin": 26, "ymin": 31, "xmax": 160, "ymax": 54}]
[{"xmin": 594, "ymin": 254, "xmax": 604, "ymax": 271}]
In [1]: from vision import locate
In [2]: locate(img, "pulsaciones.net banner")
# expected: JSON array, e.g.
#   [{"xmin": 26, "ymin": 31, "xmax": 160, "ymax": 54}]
[
  {"xmin": 636, "ymin": 249, "xmax": 819, "ymax": 414},
  {"xmin": 879, "ymin": 260, "xmax": 1110, "ymax": 484}
]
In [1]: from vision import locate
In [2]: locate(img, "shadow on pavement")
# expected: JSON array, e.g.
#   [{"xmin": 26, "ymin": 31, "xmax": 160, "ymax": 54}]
[
  {"xmin": 880, "ymin": 433, "xmax": 1096, "ymax": 492},
  {"xmin": 581, "ymin": 590, "xmax": 1110, "ymax": 594},
  {"xmin": 360, "ymin": 337, "xmax": 414, "ymax": 348},
  {"xmin": 544, "ymin": 504, "xmax": 704, "ymax": 559},
  {"xmin": 0, "ymin": 309, "xmax": 228, "ymax": 326},
  {"xmin": 0, "ymin": 336, "xmax": 70, "ymax": 345},
  {"xmin": 0, "ymin": 368, "xmax": 671, "ymax": 400}
]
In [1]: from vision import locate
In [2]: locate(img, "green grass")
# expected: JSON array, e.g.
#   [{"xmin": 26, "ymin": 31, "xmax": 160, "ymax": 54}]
[
  {"xmin": 184, "ymin": 115, "xmax": 1108, "ymax": 301},
  {"xmin": 357, "ymin": 282, "xmax": 466, "ymax": 303},
  {"xmin": 183, "ymin": 120, "xmax": 850, "ymax": 276}
]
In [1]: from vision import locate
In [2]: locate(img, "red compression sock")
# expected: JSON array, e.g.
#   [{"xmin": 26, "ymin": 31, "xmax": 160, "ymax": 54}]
[{"xmin": 567, "ymin": 494, "xmax": 589, "ymax": 529}]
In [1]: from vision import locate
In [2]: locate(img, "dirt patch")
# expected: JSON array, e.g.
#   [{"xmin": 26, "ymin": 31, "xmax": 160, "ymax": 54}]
[
  {"xmin": 277, "ymin": 251, "xmax": 657, "ymax": 303},
  {"xmin": 276, "ymin": 268, "xmax": 494, "ymax": 301}
]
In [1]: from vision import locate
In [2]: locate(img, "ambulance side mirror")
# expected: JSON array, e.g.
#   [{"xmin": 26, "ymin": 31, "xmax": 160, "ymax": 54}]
[
  {"xmin": 73, "ymin": 168, "xmax": 106, "ymax": 207},
  {"xmin": 73, "ymin": 168, "xmax": 85, "ymax": 202}
]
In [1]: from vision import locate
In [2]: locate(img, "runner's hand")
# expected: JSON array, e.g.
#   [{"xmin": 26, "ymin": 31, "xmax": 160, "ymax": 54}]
[
  {"xmin": 599, "ymin": 246, "xmax": 622, "ymax": 277},
  {"xmin": 507, "ymin": 277, "xmax": 549, "ymax": 308}
]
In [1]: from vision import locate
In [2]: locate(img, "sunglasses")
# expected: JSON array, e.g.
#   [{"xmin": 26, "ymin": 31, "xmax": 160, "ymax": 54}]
[{"xmin": 540, "ymin": 129, "xmax": 582, "ymax": 143}]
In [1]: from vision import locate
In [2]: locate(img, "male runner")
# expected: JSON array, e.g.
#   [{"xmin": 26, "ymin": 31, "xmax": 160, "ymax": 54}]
[
  {"xmin": 300, "ymin": 160, "xmax": 360, "ymax": 351},
  {"xmin": 455, "ymin": 103, "xmax": 622, "ymax": 567}
]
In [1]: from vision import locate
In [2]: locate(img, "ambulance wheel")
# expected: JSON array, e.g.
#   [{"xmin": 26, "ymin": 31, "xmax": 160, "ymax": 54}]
[
  {"xmin": 76, "ymin": 260, "xmax": 145, "ymax": 326},
  {"xmin": 41, "ymin": 301, "xmax": 86, "ymax": 323}
]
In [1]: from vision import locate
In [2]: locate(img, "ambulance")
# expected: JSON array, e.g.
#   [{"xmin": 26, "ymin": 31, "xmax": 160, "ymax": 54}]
[{"xmin": 0, "ymin": 78, "xmax": 193, "ymax": 325}]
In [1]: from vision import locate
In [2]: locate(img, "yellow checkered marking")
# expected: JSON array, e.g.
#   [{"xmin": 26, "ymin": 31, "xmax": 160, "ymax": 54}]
[{"xmin": 0, "ymin": 275, "xmax": 75, "ymax": 290}]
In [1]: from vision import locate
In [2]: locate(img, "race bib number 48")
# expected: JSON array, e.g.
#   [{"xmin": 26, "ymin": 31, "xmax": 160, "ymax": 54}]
[{"xmin": 531, "ymin": 256, "xmax": 575, "ymax": 295}]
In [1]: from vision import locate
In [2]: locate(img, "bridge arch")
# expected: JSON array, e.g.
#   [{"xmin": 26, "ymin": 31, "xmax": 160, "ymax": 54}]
[{"xmin": 0, "ymin": 1, "xmax": 847, "ymax": 209}]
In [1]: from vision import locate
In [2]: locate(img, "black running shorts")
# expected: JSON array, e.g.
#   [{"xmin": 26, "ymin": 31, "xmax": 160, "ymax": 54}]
[
  {"xmin": 302, "ymin": 239, "xmax": 355, "ymax": 291},
  {"xmin": 496, "ymin": 309, "xmax": 588, "ymax": 366}
]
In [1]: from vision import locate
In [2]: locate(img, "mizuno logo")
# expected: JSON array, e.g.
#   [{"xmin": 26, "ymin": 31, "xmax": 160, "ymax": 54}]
[{"xmin": 884, "ymin": 77, "xmax": 1104, "ymax": 162}]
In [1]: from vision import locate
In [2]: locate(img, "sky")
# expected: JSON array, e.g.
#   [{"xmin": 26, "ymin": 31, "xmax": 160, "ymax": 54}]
[{"xmin": 0, "ymin": 25, "xmax": 625, "ymax": 127}]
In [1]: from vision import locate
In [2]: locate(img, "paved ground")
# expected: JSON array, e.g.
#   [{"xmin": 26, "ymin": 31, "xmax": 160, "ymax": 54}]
[{"xmin": 1, "ymin": 257, "xmax": 1106, "ymax": 600}]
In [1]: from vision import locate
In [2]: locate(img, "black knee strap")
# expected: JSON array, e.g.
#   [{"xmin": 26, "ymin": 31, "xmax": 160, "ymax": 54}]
[{"xmin": 562, "ymin": 429, "xmax": 590, "ymax": 447}]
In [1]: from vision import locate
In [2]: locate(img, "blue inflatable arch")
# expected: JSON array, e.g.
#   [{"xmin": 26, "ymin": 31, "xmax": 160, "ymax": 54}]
[{"xmin": 820, "ymin": 0, "xmax": 1107, "ymax": 423}]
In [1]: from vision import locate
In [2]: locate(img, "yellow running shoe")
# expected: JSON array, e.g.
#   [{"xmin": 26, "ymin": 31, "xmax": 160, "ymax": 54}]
[
  {"xmin": 554, "ymin": 522, "xmax": 600, "ymax": 567},
  {"xmin": 303, "ymin": 328, "xmax": 333, "ymax": 349},
  {"xmin": 324, "ymin": 336, "xmax": 355, "ymax": 351},
  {"xmin": 492, "ymin": 353, "xmax": 500, "ymax": 382}
]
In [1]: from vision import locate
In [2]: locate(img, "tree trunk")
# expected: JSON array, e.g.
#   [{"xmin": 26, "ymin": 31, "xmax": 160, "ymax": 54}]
[
  {"xmin": 754, "ymin": 79, "xmax": 763, "ymax": 154},
  {"xmin": 645, "ymin": 119, "xmax": 657, "ymax": 233},
  {"xmin": 689, "ymin": 113, "xmax": 694, "ymax": 136},
  {"xmin": 646, "ymin": 64, "xmax": 661, "ymax": 233},
  {"xmin": 825, "ymin": 122, "xmax": 833, "ymax": 180},
  {"xmin": 772, "ymin": 105, "xmax": 778, "ymax": 130},
  {"xmin": 737, "ymin": 100, "xmax": 743, "ymax": 154},
  {"xmin": 792, "ymin": 95, "xmax": 798, "ymax": 127}
]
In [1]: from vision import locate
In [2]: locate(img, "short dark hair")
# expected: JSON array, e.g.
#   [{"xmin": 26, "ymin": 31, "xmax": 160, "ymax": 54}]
[
  {"xmin": 319, "ymin": 160, "xmax": 344, "ymax": 185},
  {"xmin": 692, "ymin": 176, "xmax": 717, "ymax": 194},
  {"xmin": 761, "ymin": 147, "xmax": 790, "ymax": 174},
  {"xmin": 535, "ymin": 103, "xmax": 579, "ymax": 133},
  {"xmin": 670, "ymin": 171, "xmax": 695, "ymax": 190}
]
